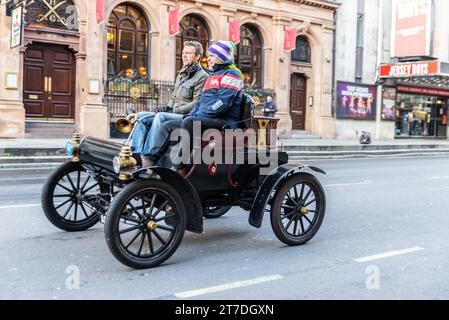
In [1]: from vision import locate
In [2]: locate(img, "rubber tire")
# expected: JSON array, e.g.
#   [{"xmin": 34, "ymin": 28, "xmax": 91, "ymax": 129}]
[
  {"xmin": 270, "ymin": 173, "xmax": 326, "ymax": 246},
  {"xmin": 41, "ymin": 161, "xmax": 100, "ymax": 232},
  {"xmin": 104, "ymin": 179, "xmax": 186, "ymax": 269},
  {"xmin": 203, "ymin": 206, "xmax": 232, "ymax": 219}
]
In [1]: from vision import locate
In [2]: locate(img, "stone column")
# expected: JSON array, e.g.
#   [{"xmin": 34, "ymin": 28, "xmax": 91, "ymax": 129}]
[
  {"xmin": 78, "ymin": 4, "xmax": 108, "ymax": 139},
  {"xmin": 375, "ymin": 84, "xmax": 382, "ymax": 140},
  {"xmin": 263, "ymin": 48, "xmax": 274, "ymax": 90},
  {"xmin": 0, "ymin": 3, "xmax": 25, "ymax": 138},
  {"xmin": 219, "ymin": 7, "xmax": 235, "ymax": 41},
  {"xmin": 156, "ymin": 1, "xmax": 177, "ymax": 82},
  {"xmin": 317, "ymin": 26, "xmax": 336, "ymax": 139},
  {"xmin": 271, "ymin": 16, "xmax": 292, "ymax": 138}
]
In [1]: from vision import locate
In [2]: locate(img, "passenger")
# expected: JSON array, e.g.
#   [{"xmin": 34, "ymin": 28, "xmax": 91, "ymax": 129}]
[
  {"xmin": 131, "ymin": 41, "xmax": 208, "ymax": 162},
  {"xmin": 140, "ymin": 40, "xmax": 244, "ymax": 168}
]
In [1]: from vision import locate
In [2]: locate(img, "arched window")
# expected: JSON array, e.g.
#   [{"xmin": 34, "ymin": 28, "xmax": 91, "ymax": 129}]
[
  {"xmin": 292, "ymin": 36, "xmax": 311, "ymax": 63},
  {"xmin": 107, "ymin": 4, "xmax": 149, "ymax": 76},
  {"xmin": 235, "ymin": 24, "xmax": 263, "ymax": 87},
  {"xmin": 176, "ymin": 15, "xmax": 210, "ymax": 73}
]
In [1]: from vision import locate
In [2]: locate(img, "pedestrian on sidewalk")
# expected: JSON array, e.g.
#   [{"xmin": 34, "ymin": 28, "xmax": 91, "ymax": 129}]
[{"xmin": 263, "ymin": 95, "xmax": 278, "ymax": 118}]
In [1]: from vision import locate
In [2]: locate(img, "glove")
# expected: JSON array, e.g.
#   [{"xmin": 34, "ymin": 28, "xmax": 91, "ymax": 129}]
[{"xmin": 157, "ymin": 106, "xmax": 173, "ymax": 113}]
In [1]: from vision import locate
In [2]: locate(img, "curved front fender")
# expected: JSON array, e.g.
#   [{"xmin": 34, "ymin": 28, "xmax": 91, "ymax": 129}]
[{"xmin": 249, "ymin": 164, "xmax": 326, "ymax": 229}]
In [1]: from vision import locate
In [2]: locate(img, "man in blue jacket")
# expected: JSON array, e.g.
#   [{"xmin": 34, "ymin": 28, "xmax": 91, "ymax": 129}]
[{"xmin": 140, "ymin": 40, "xmax": 244, "ymax": 167}]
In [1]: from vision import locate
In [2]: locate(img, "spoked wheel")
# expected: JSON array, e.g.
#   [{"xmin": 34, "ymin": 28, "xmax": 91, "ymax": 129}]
[
  {"xmin": 104, "ymin": 180, "xmax": 186, "ymax": 269},
  {"xmin": 41, "ymin": 161, "xmax": 101, "ymax": 232},
  {"xmin": 271, "ymin": 173, "xmax": 326, "ymax": 246},
  {"xmin": 203, "ymin": 206, "xmax": 232, "ymax": 219}
]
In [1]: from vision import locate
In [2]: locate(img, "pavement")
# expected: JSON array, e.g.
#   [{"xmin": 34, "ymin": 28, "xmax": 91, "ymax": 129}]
[
  {"xmin": 2, "ymin": 136, "xmax": 449, "ymax": 168},
  {"xmin": 1, "ymin": 156, "xmax": 449, "ymax": 299}
]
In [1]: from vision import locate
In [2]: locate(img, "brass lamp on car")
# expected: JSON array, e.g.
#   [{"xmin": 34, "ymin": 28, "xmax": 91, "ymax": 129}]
[
  {"xmin": 66, "ymin": 131, "xmax": 81, "ymax": 162},
  {"xmin": 113, "ymin": 146, "xmax": 138, "ymax": 180}
]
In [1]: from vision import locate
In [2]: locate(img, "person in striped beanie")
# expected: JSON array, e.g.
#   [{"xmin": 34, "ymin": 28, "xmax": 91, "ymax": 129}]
[{"xmin": 206, "ymin": 41, "xmax": 244, "ymax": 79}]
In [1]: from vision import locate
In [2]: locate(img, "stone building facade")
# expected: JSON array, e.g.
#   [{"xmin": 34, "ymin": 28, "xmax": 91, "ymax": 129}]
[
  {"xmin": 0, "ymin": 0, "xmax": 338, "ymax": 139},
  {"xmin": 335, "ymin": 0, "xmax": 449, "ymax": 140}
]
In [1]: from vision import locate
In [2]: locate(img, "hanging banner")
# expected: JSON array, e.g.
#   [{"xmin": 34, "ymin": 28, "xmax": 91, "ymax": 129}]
[
  {"xmin": 284, "ymin": 27, "xmax": 297, "ymax": 52},
  {"xmin": 168, "ymin": 6, "xmax": 180, "ymax": 37},
  {"xmin": 96, "ymin": 0, "xmax": 105, "ymax": 25},
  {"xmin": 391, "ymin": 0, "xmax": 432, "ymax": 57},
  {"xmin": 229, "ymin": 18, "xmax": 241, "ymax": 44},
  {"xmin": 10, "ymin": 4, "xmax": 23, "ymax": 49}
]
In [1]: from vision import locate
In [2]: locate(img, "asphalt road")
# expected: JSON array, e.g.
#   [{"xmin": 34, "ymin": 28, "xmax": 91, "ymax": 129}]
[{"xmin": 1, "ymin": 156, "xmax": 449, "ymax": 300}]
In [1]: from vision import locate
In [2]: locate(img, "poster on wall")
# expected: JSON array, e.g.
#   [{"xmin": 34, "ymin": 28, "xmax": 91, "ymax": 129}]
[
  {"xmin": 391, "ymin": 0, "xmax": 432, "ymax": 57},
  {"xmin": 336, "ymin": 82, "xmax": 377, "ymax": 120},
  {"xmin": 382, "ymin": 87, "xmax": 397, "ymax": 121},
  {"xmin": 10, "ymin": 4, "xmax": 23, "ymax": 49}
]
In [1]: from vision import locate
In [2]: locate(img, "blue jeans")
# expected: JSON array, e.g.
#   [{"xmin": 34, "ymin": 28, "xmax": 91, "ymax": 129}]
[
  {"xmin": 145, "ymin": 116, "xmax": 226, "ymax": 163},
  {"xmin": 131, "ymin": 112, "xmax": 156, "ymax": 156},
  {"xmin": 142, "ymin": 112, "xmax": 183, "ymax": 157}
]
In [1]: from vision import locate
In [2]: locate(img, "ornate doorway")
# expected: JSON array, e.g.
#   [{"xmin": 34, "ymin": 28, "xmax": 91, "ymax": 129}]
[{"xmin": 23, "ymin": 43, "xmax": 76, "ymax": 121}]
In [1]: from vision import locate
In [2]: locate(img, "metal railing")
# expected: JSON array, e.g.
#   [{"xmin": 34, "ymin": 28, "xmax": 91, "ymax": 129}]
[
  {"xmin": 105, "ymin": 76, "xmax": 175, "ymax": 121},
  {"xmin": 105, "ymin": 75, "xmax": 276, "ymax": 120}
]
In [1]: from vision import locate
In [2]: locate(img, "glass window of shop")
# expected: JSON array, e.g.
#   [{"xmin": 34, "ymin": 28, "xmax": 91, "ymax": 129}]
[{"xmin": 395, "ymin": 94, "xmax": 448, "ymax": 138}]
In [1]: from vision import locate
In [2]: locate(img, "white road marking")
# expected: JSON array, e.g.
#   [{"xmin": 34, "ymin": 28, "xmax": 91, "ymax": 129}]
[
  {"xmin": 429, "ymin": 176, "xmax": 449, "ymax": 180},
  {"xmin": 354, "ymin": 247, "xmax": 425, "ymax": 263},
  {"xmin": 174, "ymin": 274, "xmax": 283, "ymax": 299},
  {"xmin": 0, "ymin": 203, "xmax": 42, "ymax": 210},
  {"xmin": 324, "ymin": 180, "xmax": 372, "ymax": 187}
]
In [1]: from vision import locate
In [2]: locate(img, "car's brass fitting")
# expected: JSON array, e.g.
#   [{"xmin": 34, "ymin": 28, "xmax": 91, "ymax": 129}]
[
  {"xmin": 117, "ymin": 146, "xmax": 138, "ymax": 181},
  {"xmin": 71, "ymin": 132, "xmax": 81, "ymax": 162}
]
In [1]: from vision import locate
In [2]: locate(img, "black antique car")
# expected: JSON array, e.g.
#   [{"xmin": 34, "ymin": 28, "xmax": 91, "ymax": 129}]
[{"xmin": 41, "ymin": 94, "xmax": 326, "ymax": 269}]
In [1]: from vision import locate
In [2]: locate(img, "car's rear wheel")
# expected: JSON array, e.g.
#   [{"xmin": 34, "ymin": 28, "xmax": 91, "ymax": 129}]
[
  {"xmin": 41, "ymin": 162, "xmax": 101, "ymax": 232},
  {"xmin": 105, "ymin": 179, "xmax": 186, "ymax": 269},
  {"xmin": 270, "ymin": 173, "xmax": 326, "ymax": 246}
]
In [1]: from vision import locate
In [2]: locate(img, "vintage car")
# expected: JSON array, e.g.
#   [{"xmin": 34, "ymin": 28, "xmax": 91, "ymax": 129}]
[{"xmin": 41, "ymin": 94, "xmax": 327, "ymax": 269}]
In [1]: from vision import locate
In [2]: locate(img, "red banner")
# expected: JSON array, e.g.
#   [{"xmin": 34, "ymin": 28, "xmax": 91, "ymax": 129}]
[
  {"xmin": 229, "ymin": 19, "xmax": 241, "ymax": 44},
  {"xmin": 380, "ymin": 61, "xmax": 439, "ymax": 78},
  {"xmin": 96, "ymin": 0, "xmax": 105, "ymax": 25},
  {"xmin": 168, "ymin": 6, "xmax": 180, "ymax": 37},
  {"xmin": 392, "ymin": 0, "xmax": 432, "ymax": 57},
  {"xmin": 284, "ymin": 27, "xmax": 297, "ymax": 52}
]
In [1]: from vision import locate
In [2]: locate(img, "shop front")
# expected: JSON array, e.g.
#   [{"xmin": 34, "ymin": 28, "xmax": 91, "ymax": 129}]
[
  {"xmin": 394, "ymin": 87, "xmax": 448, "ymax": 138},
  {"xmin": 380, "ymin": 60, "xmax": 449, "ymax": 139}
]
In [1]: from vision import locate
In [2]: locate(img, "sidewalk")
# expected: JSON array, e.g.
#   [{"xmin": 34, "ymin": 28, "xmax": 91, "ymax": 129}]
[{"xmin": 1, "ymin": 137, "xmax": 449, "ymax": 168}]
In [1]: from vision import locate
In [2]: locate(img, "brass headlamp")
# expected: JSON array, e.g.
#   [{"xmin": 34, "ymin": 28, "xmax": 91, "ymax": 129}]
[
  {"xmin": 71, "ymin": 132, "xmax": 81, "ymax": 162},
  {"xmin": 113, "ymin": 146, "xmax": 138, "ymax": 181}
]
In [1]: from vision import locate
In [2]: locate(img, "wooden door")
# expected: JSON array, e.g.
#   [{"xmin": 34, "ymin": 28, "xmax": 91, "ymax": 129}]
[
  {"xmin": 24, "ymin": 43, "xmax": 75, "ymax": 120},
  {"xmin": 290, "ymin": 73, "xmax": 307, "ymax": 130}
]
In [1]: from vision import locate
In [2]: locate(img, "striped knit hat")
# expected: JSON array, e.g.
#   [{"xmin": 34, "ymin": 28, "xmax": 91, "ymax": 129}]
[{"xmin": 207, "ymin": 41, "xmax": 236, "ymax": 64}]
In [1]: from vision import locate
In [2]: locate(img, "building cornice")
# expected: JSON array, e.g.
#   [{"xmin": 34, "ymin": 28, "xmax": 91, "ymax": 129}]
[{"xmin": 286, "ymin": 0, "xmax": 340, "ymax": 11}]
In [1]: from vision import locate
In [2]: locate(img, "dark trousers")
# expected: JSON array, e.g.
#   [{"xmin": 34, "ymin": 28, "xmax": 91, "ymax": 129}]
[{"xmin": 145, "ymin": 116, "xmax": 226, "ymax": 163}]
